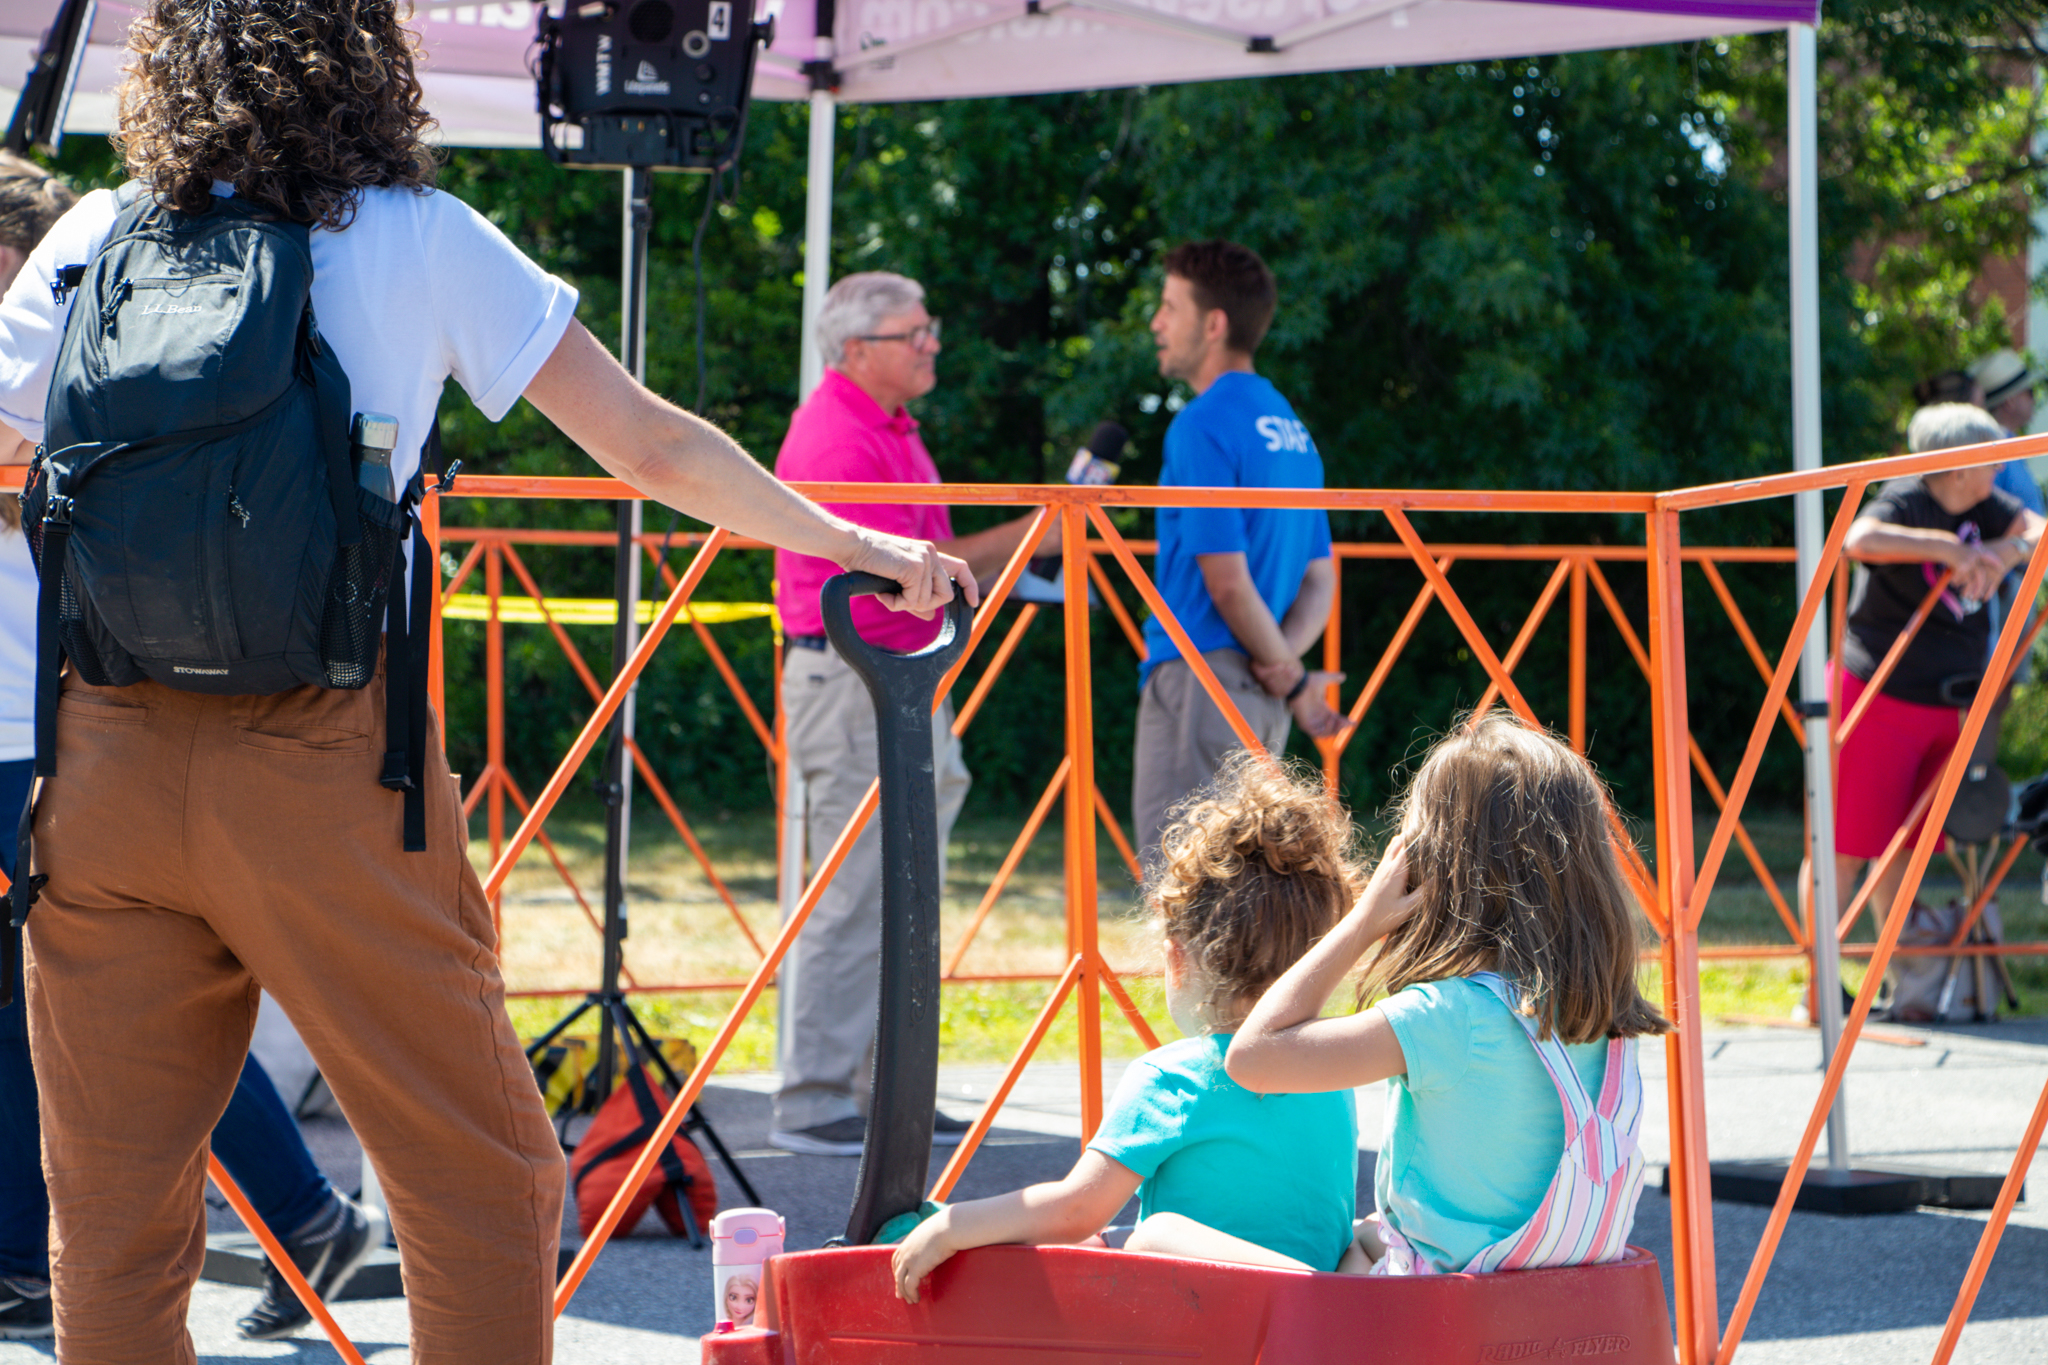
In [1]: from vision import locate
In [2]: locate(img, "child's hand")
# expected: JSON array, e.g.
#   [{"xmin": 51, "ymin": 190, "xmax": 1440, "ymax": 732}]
[
  {"xmin": 891, "ymin": 1211, "xmax": 955, "ymax": 1305},
  {"xmin": 1351, "ymin": 835, "xmax": 1424, "ymax": 941}
]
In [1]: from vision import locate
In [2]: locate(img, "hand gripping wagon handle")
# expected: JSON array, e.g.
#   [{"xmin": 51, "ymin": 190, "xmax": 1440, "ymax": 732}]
[{"xmin": 818, "ymin": 572, "xmax": 973, "ymax": 1247}]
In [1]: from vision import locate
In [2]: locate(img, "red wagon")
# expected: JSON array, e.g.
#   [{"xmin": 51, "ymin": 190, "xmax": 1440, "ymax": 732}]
[
  {"xmin": 704, "ymin": 1242, "xmax": 1674, "ymax": 1364},
  {"xmin": 704, "ymin": 573, "xmax": 1675, "ymax": 1365}
]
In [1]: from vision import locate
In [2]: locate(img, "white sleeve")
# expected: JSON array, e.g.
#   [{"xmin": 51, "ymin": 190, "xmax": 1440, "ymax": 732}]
[
  {"xmin": 0, "ymin": 189, "xmax": 121, "ymax": 443},
  {"xmin": 414, "ymin": 190, "xmax": 580, "ymax": 422}
]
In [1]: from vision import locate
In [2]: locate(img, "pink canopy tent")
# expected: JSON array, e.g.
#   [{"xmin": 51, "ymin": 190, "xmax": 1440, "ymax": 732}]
[
  {"xmin": 0, "ymin": 0, "xmax": 1822, "ymax": 404},
  {"xmin": 1, "ymin": 3, "xmax": 1839, "ymax": 1358},
  {"xmin": 6, "ymin": 1, "xmax": 1808, "ymax": 134}
]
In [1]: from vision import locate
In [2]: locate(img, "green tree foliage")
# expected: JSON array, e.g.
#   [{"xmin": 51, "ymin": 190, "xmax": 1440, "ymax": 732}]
[{"xmin": 40, "ymin": 5, "xmax": 2048, "ymax": 821}]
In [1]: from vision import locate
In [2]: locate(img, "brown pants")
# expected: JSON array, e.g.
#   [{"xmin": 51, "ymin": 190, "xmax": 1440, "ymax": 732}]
[{"xmin": 25, "ymin": 663, "xmax": 563, "ymax": 1364}]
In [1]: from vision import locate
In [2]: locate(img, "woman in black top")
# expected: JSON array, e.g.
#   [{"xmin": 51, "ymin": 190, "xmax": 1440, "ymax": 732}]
[{"xmin": 1822, "ymin": 403, "xmax": 2044, "ymax": 940}]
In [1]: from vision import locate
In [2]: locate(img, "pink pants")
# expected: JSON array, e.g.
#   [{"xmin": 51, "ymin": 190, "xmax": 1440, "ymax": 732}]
[{"xmin": 1832, "ymin": 662, "xmax": 1964, "ymax": 860}]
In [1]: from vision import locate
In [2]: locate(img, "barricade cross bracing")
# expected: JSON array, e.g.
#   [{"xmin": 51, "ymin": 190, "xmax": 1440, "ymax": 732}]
[{"xmin": 9, "ymin": 444, "xmax": 2048, "ymax": 1362}]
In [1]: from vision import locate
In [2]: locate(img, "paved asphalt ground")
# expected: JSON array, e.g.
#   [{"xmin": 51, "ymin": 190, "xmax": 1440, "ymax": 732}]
[{"xmin": 6, "ymin": 1019, "xmax": 2048, "ymax": 1362}]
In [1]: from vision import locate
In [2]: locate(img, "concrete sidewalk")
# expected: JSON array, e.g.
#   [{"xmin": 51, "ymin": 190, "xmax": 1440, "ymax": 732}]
[{"xmin": 3, "ymin": 1021, "xmax": 2047, "ymax": 1362}]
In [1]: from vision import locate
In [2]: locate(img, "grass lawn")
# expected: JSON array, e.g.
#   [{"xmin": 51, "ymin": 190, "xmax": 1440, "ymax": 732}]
[
  {"xmin": 484, "ymin": 796, "xmax": 1163, "ymax": 1075},
  {"xmin": 476, "ymin": 796, "xmax": 2048, "ymax": 1075}
]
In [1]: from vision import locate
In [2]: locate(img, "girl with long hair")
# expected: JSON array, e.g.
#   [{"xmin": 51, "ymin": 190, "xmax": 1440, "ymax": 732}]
[{"xmin": 1195, "ymin": 712, "xmax": 1669, "ymax": 1275}]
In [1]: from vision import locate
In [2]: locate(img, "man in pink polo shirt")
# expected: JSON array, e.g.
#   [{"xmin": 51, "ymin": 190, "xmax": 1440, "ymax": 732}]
[{"xmin": 772, "ymin": 272, "xmax": 1055, "ymax": 1155}]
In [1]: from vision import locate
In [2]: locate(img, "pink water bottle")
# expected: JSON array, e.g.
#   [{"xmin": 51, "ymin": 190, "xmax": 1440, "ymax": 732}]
[{"xmin": 711, "ymin": 1208, "xmax": 783, "ymax": 1331}]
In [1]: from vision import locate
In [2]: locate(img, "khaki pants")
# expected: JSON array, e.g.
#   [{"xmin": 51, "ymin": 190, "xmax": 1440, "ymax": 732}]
[
  {"xmin": 1131, "ymin": 650, "xmax": 1292, "ymax": 868},
  {"xmin": 776, "ymin": 640, "xmax": 970, "ymax": 1133},
  {"xmin": 26, "ymin": 662, "xmax": 562, "ymax": 1365}
]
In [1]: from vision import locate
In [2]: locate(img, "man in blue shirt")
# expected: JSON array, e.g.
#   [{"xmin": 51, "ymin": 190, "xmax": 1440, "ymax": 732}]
[{"xmin": 1132, "ymin": 241, "xmax": 1349, "ymax": 863}]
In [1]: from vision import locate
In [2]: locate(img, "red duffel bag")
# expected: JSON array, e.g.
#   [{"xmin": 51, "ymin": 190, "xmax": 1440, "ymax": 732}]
[{"xmin": 570, "ymin": 1062, "xmax": 717, "ymax": 1239}]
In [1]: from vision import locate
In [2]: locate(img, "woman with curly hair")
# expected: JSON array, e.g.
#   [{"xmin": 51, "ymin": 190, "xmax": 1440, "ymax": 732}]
[
  {"xmin": 0, "ymin": 2, "xmax": 970, "ymax": 1360},
  {"xmin": 890, "ymin": 754, "xmax": 1364, "ymax": 1303}
]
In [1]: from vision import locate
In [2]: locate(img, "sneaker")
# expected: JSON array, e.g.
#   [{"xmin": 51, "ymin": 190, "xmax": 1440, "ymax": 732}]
[
  {"xmin": 0, "ymin": 1277, "xmax": 52, "ymax": 1340},
  {"xmin": 768, "ymin": 1115, "xmax": 867, "ymax": 1156},
  {"xmin": 236, "ymin": 1197, "xmax": 385, "ymax": 1342},
  {"xmin": 932, "ymin": 1110, "xmax": 974, "ymax": 1147}
]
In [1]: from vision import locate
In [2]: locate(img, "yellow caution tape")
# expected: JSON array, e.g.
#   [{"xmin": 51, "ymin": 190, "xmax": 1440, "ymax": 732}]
[{"xmin": 441, "ymin": 594, "xmax": 777, "ymax": 628}]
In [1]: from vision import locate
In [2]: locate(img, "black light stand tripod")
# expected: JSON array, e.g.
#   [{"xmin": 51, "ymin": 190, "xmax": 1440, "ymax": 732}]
[{"xmin": 521, "ymin": 167, "xmax": 760, "ymax": 1245}]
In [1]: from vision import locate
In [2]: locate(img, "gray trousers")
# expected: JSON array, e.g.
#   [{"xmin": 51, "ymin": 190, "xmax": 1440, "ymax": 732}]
[
  {"xmin": 775, "ymin": 639, "xmax": 971, "ymax": 1132},
  {"xmin": 1131, "ymin": 649, "xmax": 1292, "ymax": 869}
]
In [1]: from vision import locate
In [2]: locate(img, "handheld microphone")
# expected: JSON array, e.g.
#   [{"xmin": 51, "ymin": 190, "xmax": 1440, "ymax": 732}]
[{"xmin": 1065, "ymin": 420, "xmax": 1128, "ymax": 486}]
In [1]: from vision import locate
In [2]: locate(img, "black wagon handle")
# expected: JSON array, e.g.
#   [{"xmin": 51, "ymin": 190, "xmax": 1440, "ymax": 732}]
[
  {"xmin": 818, "ymin": 572, "xmax": 972, "ymax": 1247},
  {"xmin": 818, "ymin": 571, "xmax": 973, "ymax": 684}
]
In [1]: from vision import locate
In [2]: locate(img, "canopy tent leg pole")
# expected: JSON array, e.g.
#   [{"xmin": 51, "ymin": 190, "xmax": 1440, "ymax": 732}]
[
  {"xmin": 2031, "ymin": 23, "xmax": 2048, "ymax": 445},
  {"xmin": 798, "ymin": 84, "xmax": 836, "ymax": 402},
  {"xmin": 1789, "ymin": 20, "xmax": 1851, "ymax": 1173}
]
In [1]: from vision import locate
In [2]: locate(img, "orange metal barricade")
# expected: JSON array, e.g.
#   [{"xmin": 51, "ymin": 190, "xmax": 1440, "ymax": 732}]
[
  {"xmin": 19, "ymin": 443, "xmax": 2048, "ymax": 1364},
  {"xmin": 1662, "ymin": 436, "xmax": 2048, "ymax": 1365},
  {"xmin": 447, "ymin": 525, "xmax": 1864, "ymax": 993}
]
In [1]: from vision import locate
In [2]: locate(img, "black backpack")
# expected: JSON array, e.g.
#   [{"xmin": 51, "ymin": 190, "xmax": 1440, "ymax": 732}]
[{"xmin": 9, "ymin": 186, "xmax": 445, "ymax": 932}]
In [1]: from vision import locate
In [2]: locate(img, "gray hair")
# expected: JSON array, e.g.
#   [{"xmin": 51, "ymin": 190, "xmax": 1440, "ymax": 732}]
[
  {"xmin": 816, "ymin": 271, "xmax": 924, "ymax": 369},
  {"xmin": 1908, "ymin": 402, "xmax": 2005, "ymax": 454}
]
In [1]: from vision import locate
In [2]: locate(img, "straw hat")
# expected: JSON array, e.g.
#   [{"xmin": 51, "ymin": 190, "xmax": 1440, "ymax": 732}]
[{"xmin": 1969, "ymin": 348, "xmax": 2038, "ymax": 410}]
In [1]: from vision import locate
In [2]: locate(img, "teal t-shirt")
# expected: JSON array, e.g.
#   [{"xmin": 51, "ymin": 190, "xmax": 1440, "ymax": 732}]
[
  {"xmin": 1087, "ymin": 1034, "xmax": 1357, "ymax": 1271},
  {"xmin": 1375, "ymin": 977, "xmax": 1612, "ymax": 1273}
]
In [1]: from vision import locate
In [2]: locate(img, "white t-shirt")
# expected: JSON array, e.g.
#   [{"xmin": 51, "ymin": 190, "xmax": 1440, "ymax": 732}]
[{"xmin": 0, "ymin": 181, "xmax": 579, "ymax": 553}]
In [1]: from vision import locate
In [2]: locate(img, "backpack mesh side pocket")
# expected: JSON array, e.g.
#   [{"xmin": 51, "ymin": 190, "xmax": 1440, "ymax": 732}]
[
  {"xmin": 318, "ymin": 487, "xmax": 407, "ymax": 690},
  {"xmin": 55, "ymin": 573, "xmax": 118, "ymax": 687},
  {"xmin": 22, "ymin": 465, "xmax": 136, "ymax": 689}
]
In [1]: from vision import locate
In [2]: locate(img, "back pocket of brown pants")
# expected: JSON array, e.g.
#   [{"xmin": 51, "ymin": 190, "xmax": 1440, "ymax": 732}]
[
  {"xmin": 236, "ymin": 725, "xmax": 370, "ymax": 756},
  {"xmin": 57, "ymin": 694, "xmax": 150, "ymax": 727}
]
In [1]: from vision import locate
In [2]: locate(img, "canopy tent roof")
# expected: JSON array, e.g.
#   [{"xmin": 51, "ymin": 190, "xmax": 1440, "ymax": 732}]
[{"xmin": 5, "ymin": 0, "xmax": 1815, "ymax": 146}]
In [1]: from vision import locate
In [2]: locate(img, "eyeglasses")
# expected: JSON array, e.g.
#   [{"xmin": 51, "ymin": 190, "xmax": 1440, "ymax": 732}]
[{"xmin": 856, "ymin": 319, "xmax": 941, "ymax": 348}]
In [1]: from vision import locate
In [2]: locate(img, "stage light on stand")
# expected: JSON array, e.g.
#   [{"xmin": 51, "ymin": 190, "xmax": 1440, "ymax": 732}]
[
  {"xmin": 521, "ymin": 1, "xmax": 770, "ymax": 1220},
  {"xmin": 537, "ymin": 0, "xmax": 772, "ymax": 171}
]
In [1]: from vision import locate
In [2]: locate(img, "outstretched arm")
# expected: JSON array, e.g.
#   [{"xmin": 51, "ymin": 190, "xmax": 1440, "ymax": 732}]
[
  {"xmin": 892, "ymin": 1150, "xmax": 1141, "ymax": 1304},
  {"xmin": 524, "ymin": 321, "xmax": 978, "ymax": 616}
]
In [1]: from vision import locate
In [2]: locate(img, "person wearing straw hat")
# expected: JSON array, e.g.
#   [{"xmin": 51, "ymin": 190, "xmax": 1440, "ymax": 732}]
[
  {"xmin": 1814, "ymin": 404, "xmax": 2044, "ymax": 951},
  {"xmin": 0, "ymin": 3, "xmax": 968, "ymax": 1359},
  {"xmin": 1969, "ymin": 348, "xmax": 2041, "ymax": 440},
  {"xmin": 1964, "ymin": 347, "xmax": 2046, "ymax": 517}
]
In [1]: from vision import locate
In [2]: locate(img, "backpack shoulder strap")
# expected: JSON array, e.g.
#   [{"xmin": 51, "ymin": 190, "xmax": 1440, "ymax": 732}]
[{"xmin": 381, "ymin": 412, "xmax": 449, "ymax": 852}]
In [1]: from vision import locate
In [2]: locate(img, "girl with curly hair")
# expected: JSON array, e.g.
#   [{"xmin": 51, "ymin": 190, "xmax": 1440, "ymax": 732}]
[
  {"xmin": 0, "ymin": 2, "xmax": 968, "ymax": 1360},
  {"xmin": 1227, "ymin": 712, "xmax": 1669, "ymax": 1277},
  {"xmin": 892, "ymin": 753, "xmax": 1364, "ymax": 1303}
]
